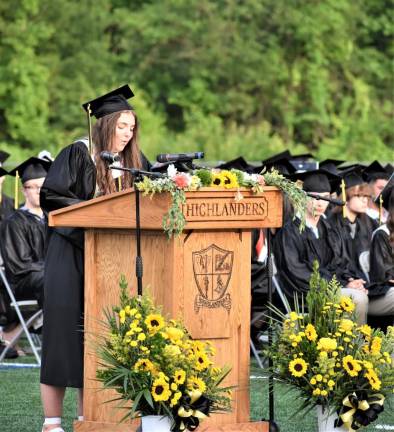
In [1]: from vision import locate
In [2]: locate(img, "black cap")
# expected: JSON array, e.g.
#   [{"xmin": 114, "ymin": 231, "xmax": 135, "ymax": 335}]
[
  {"xmin": 0, "ymin": 167, "xmax": 8, "ymax": 177},
  {"xmin": 290, "ymin": 152, "xmax": 317, "ymax": 172},
  {"xmin": 375, "ymin": 173, "xmax": 394, "ymax": 211},
  {"xmin": 215, "ymin": 156, "xmax": 254, "ymax": 172},
  {"xmin": 290, "ymin": 152, "xmax": 315, "ymax": 160},
  {"xmin": 289, "ymin": 169, "xmax": 339, "ymax": 193},
  {"xmin": 0, "ymin": 150, "xmax": 10, "ymax": 165},
  {"xmin": 82, "ymin": 84, "xmax": 134, "ymax": 119},
  {"xmin": 319, "ymin": 159, "xmax": 345, "ymax": 175},
  {"xmin": 255, "ymin": 151, "xmax": 296, "ymax": 175},
  {"xmin": 8, "ymin": 157, "xmax": 51, "ymax": 184},
  {"xmin": 362, "ymin": 160, "xmax": 391, "ymax": 182},
  {"xmin": 339, "ymin": 166, "xmax": 366, "ymax": 190}
]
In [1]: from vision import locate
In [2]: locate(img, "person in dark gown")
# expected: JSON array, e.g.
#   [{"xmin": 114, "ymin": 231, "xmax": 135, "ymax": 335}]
[
  {"xmin": 39, "ymin": 85, "xmax": 150, "ymax": 432},
  {"xmin": 328, "ymin": 167, "xmax": 378, "ymax": 282},
  {"xmin": 363, "ymin": 160, "xmax": 390, "ymax": 223},
  {"xmin": 0, "ymin": 157, "xmax": 50, "ymax": 348},
  {"xmin": 273, "ymin": 169, "xmax": 369, "ymax": 325},
  {"xmin": 368, "ymin": 180, "xmax": 394, "ymax": 320}
]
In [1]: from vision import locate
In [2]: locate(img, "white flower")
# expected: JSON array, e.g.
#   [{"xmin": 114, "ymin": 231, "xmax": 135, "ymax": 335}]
[{"xmin": 167, "ymin": 164, "xmax": 177, "ymax": 179}]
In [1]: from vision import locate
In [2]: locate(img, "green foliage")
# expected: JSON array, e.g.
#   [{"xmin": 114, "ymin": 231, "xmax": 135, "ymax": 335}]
[{"xmin": 0, "ymin": 0, "xmax": 392, "ymax": 163}]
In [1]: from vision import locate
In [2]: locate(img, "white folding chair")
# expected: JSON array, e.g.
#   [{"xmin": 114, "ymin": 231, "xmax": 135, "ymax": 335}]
[
  {"xmin": 359, "ymin": 250, "xmax": 370, "ymax": 283},
  {"xmin": 0, "ymin": 266, "xmax": 42, "ymax": 365}
]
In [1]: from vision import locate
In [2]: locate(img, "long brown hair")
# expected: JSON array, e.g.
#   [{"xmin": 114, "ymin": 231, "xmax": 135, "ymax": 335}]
[
  {"xmin": 332, "ymin": 183, "xmax": 372, "ymax": 216},
  {"xmin": 93, "ymin": 110, "xmax": 142, "ymax": 195}
]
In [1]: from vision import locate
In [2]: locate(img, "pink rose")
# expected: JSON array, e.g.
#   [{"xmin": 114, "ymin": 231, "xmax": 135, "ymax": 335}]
[
  {"xmin": 257, "ymin": 175, "xmax": 266, "ymax": 186},
  {"xmin": 174, "ymin": 173, "xmax": 190, "ymax": 189}
]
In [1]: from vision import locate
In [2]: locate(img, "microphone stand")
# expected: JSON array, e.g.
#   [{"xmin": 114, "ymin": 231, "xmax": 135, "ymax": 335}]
[{"xmin": 108, "ymin": 165, "xmax": 165, "ymax": 296}]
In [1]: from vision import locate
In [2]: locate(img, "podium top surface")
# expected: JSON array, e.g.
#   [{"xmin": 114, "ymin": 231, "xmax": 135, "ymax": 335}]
[{"xmin": 48, "ymin": 187, "xmax": 283, "ymax": 230}]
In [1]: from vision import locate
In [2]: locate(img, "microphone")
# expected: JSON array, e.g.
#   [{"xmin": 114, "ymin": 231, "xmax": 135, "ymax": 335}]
[
  {"xmin": 306, "ymin": 192, "xmax": 345, "ymax": 206},
  {"xmin": 100, "ymin": 151, "xmax": 121, "ymax": 164},
  {"xmin": 156, "ymin": 152, "xmax": 204, "ymax": 163}
]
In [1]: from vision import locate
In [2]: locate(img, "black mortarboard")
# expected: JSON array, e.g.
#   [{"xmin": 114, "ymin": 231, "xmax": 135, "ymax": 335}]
[
  {"xmin": 0, "ymin": 167, "xmax": 8, "ymax": 177},
  {"xmin": 216, "ymin": 157, "xmax": 254, "ymax": 172},
  {"xmin": 261, "ymin": 150, "xmax": 292, "ymax": 165},
  {"xmin": 255, "ymin": 156, "xmax": 296, "ymax": 176},
  {"xmin": 8, "ymin": 157, "xmax": 51, "ymax": 184},
  {"xmin": 375, "ymin": 173, "xmax": 394, "ymax": 212},
  {"xmin": 338, "ymin": 166, "xmax": 366, "ymax": 189},
  {"xmin": 82, "ymin": 84, "xmax": 134, "ymax": 119},
  {"xmin": 362, "ymin": 160, "xmax": 391, "ymax": 182},
  {"xmin": 386, "ymin": 163, "xmax": 394, "ymax": 176},
  {"xmin": 0, "ymin": 150, "xmax": 10, "ymax": 165},
  {"xmin": 289, "ymin": 169, "xmax": 339, "ymax": 193},
  {"xmin": 290, "ymin": 153, "xmax": 318, "ymax": 172},
  {"xmin": 319, "ymin": 159, "xmax": 345, "ymax": 175}
]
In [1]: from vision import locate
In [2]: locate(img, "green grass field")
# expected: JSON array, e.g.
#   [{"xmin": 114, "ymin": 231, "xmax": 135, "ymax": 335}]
[{"xmin": 0, "ymin": 360, "xmax": 392, "ymax": 432}]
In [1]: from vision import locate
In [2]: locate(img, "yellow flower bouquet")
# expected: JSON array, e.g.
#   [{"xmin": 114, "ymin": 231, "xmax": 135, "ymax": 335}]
[
  {"xmin": 96, "ymin": 276, "xmax": 232, "ymax": 431},
  {"xmin": 266, "ymin": 263, "xmax": 394, "ymax": 431}
]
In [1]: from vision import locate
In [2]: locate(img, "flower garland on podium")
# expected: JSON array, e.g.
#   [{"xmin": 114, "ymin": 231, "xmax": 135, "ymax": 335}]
[{"xmin": 135, "ymin": 166, "xmax": 308, "ymax": 237}]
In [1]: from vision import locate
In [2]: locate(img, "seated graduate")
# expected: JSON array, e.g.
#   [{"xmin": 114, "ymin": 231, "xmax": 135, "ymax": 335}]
[
  {"xmin": 0, "ymin": 151, "xmax": 14, "ymax": 226},
  {"xmin": 328, "ymin": 166, "xmax": 378, "ymax": 281},
  {"xmin": 0, "ymin": 156, "xmax": 51, "ymax": 345},
  {"xmin": 363, "ymin": 160, "xmax": 390, "ymax": 223},
  {"xmin": 368, "ymin": 178, "xmax": 394, "ymax": 320},
  {"xmin": 273, "ymin": 169, "xmax": 369, "ymax": 324}
]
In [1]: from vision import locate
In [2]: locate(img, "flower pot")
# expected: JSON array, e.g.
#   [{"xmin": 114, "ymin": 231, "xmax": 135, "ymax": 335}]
[
  {"xmin": 141, "ymin": 415, "xmax": 172, "ymax": 432},
  {"xmin": 316, "ymin": 406, "xmax": 346, "ymax": 432}
]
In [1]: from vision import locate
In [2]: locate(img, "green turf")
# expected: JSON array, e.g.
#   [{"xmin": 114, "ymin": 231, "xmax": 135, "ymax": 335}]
[{"xmin": 0, "ymin": 360, "xmax": 392, "ymax": 431}]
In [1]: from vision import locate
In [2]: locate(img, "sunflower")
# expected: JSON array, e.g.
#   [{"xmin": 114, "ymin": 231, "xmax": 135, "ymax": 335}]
[
  {"xmin": 187, "ymin": 376, "xmax": 206, "ymax": 393},
  {"xmin": 145, "ymin": 314, "xmax": 165, "ymax": 333},
  {"xmin": 340, "ymin": 296, "xmax": 355, "ymax": 313},
  {"xmin": 195, "ymin": 352, "xmax": 210, "ymax": 371},
  {"xmin": 365, "ymin": 368, "xmax": 382, "ymax": 390},
  {"xmin": 343, "ymin": 355, "xmax": 362, "ymax": 377},
  {"xmin": 151, "ymin": 376, "xmax": 171, "ymax": 402},
  {"xmin": 211, "ymin": 173, "xmax": 223, "ymax": 187},
  {"xmin": 174, "ymin": 369, "xmax": 186, "ymax": 385},
  {"xmin": 220, "ymin": 170, "xmax": 239, "ymax": 189},
  {"xmin": 305, "ymin": 323, "xmax": 317, "ymax": 341},
  {"xmin": 134, "ymin": 358, "xmax": 154, "ymax": 373},
  {"xmin": 289, "ymin": 358, "xmax": 308, "ymax": 377}
]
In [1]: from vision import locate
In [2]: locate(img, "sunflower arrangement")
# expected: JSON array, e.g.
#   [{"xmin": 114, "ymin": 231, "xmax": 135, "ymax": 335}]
[
  {"xmin": 96, "ymin": 276, "xmax": 233, "ymax": 431},
  {"xmin": 135, "ymin": 164, "xmax": 308, "ymax": 237},
  {"xmin": 266, "ymin": 262, "xmax": 394, "ymax": 431}
]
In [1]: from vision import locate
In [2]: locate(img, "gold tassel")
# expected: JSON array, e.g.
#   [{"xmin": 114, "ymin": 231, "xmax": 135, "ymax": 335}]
[
  {"xmin": 86, "ymin": 103, "xmax": 93, "ymax": 154},
  {"xmin": 14, "ymin": 170, "xmax": 19, "ymax": 209},
  {"xmin": 117, "ymin": 176, "xmax": 122, "ymax": 192},
  {"xmin": 341, "ymin": 179, "xmax": 346, "ymax": 218},
  {"xmin": 378, "ymin": 194, "xmax": 383, "ymax": 225}
]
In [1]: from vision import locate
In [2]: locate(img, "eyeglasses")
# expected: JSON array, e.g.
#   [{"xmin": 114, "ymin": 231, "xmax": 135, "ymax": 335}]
[{"xmin": 23, "ymin": 185, "xmax": 42, "ymax": 191}]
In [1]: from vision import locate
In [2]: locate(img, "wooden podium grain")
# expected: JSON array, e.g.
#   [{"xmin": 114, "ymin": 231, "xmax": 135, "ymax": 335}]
[{"xmin": 49, "ymin": 187, "xmax": 283, "ymax": 432}]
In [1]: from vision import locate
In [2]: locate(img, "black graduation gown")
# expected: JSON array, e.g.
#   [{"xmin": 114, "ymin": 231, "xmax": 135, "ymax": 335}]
[
  {"xmin": 328, "ymin": 212, "xmax": 378, "ymax": 281},
  {"xmin": 0, "ymin": 193, "xmax": 14, "ymax": 224},
  {"xmin": 369, "ymin": 227, "xmax": 394, "ymax": 297},
  {"xmin": 0, "ymin": 208, "xmax": 46, "ymax": 306},
  {"xmin": 40, "ymin": 140, "xmax": 150, "ymax": 388},
  {"xmin": 273, "ymin": 218, "xmax": 354, "ymax": 298}
]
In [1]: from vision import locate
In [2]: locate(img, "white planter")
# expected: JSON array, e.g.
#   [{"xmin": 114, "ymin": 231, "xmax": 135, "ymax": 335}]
[
  {"xmin": 141, "ymin": 415, "xmax": 172, "ymax": 432},
  {"xmin": 316, "ymin": 405, "xmax": 346, "ymax": 432}
]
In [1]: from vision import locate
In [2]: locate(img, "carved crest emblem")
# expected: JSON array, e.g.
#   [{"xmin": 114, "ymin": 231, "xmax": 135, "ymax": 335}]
[{"xmin": 192, "ymin": 244, "xmax": 233, "ymax": 313}]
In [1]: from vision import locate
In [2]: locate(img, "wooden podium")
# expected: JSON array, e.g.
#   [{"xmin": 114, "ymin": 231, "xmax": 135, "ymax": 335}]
[{"xmin": 49, "ymin": 187, "xmax": 283, "ymax": 432}]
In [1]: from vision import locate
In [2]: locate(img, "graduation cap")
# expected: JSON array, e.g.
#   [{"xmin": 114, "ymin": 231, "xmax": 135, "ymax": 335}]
[
  {"xmin": 319, "ymin": 159, "xmax": 345, "ymax": 175},
  {"xmin": 8, "ymin": 157, "xmax": 52, "ymax": 209},
  {"xmin": 289, "ymin": 168, "xmax": 340, "ymax": 193},
  {"xmin": 362, "ymin": 160, "xmax": 391, "ymax": 182},
  {"xmin": 215, "ymin": 156, "xmax": 254, "ymax": 172},
  {"xmin": 255, "ymin": 157, "xmax": 296, "ymax": 176},
  {"xmin": 0, "ymin": 150, "xmax": 10, "ymax": 166},
  {"xmin": 0, "ymin": 167, "xmax": 8, "ymax": 177},
  {"xmin": 289, "ymin": 152, "xmax": 318, "ymax": 172},
  {"xmin": 339, "ymin": 165, "xmax": 366, "ymax": 190},
  {"xmin": 385, "ymin": 163, "xmax": 394, "ymax": 176},
  {"xmin": 82, "ymin": 84, "xmax": 134, "ymax": 119}
]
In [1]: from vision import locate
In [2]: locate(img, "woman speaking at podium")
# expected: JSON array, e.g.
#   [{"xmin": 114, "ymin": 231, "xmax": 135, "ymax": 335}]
[{"xmin": 39, "ymin": 85, "xmax": 150, "ymax": 432}]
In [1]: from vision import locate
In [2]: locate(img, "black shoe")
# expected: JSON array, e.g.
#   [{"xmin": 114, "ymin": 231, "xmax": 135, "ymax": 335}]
[{"xmin": 0, "ymin": 342, "xmax": 19, "ymax": 359}]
